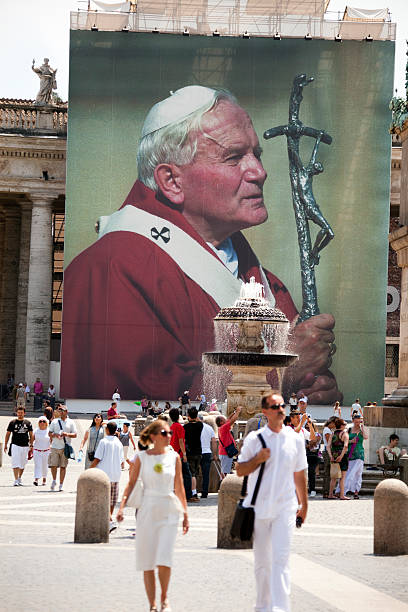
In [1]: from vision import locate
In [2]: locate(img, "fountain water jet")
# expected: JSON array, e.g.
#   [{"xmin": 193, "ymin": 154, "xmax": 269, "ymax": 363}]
[{"xmin": 203, "ymin": 277, "xmax": 298, "ymax": 420}]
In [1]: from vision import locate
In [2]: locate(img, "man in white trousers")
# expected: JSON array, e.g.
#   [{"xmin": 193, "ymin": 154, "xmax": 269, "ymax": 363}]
[{"xmin": 237, "ymin": 393, "xmax": 308, "ymax": 612}]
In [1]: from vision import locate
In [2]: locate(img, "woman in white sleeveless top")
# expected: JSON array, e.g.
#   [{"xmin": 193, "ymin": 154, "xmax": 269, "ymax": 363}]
[{"xmin": 117, "ymin": 419, "xmax": 188, "ymax": 612}]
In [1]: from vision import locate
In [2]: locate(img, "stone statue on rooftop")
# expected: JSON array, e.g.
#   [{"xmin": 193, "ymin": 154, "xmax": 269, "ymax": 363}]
[{"xmin": 32, "ymin": 58, "xmax": 57, "ymax": 105}]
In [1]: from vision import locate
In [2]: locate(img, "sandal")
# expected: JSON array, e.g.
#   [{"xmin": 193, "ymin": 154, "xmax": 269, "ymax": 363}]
[
  {"xmin": 353, "ymin": 492, "xmax": 359, "ymax": 499},
  {"xmin": 150, "ymin": 606, "xmax": 158, "ymax": 611},
  {"xmin": 161, "ymin": 600, "xmax": 171, "ymax": 612}
]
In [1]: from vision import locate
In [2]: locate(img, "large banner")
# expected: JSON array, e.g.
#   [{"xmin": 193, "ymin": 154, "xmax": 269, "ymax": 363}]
[{"xmin": 61, "ymin": 31, "xmax": 394, "ymax": 404}]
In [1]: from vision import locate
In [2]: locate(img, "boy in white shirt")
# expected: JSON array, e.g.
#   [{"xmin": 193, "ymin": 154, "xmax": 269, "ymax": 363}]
[{"xmin": 91, "ymin": 421, "xmax": 124, "ymax": 532}]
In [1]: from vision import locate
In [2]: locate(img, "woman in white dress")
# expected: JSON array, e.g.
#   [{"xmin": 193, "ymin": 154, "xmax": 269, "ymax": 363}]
[
  {"xmin": 117, "ymin": 419, "xmax": 188, "ymax": 612},
  {"xmin": 32, "ymin": 416, "xmax": 50, "ymax": 486}
]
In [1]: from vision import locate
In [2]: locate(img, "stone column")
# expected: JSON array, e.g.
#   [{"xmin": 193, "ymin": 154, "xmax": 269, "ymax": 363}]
[
  {"xmin": 0, "ymin": 206, "xmax": 21, "ymax": 382},
  {"xmin": 14, "ymin": 203, "xmax": 32, "ymax": 383},
  {"xmin": 0, "ymin": 209, "xmax": 5, "ymax": 302},
  {"xmin": 25, "ymin": 194, "xmax": 54, "ymax": 389}
]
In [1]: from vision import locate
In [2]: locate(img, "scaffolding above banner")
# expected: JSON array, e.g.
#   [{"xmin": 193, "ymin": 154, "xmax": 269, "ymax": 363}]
[
  {"xmin": 244, "ymin": 0, "xmax": 330, "ymax": 17},
  {"xmin": 70, "ymin": 1, "xmax": 395, "ymax": 40}
]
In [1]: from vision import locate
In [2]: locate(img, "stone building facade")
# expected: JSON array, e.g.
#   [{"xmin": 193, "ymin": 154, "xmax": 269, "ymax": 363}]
[
  {"xmin": 386, "ymin": 134, "xmax": 402, "ymax": 395},
  {"xmin": 0, "ymin": 99, "xmax": 66, "ymax": 396}
]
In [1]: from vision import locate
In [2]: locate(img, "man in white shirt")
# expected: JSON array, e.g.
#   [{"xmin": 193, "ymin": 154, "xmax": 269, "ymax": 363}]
[
  {"xmin": 237, "ymin": 393, "xmax": 308, "ymax": 612},
  {"xmin": 48, "ymin": 405, "xmax": 77, "ymax": 491},
  {"xmin": 351, "ymin": 398, "xmax": 362, "ymax": 417},
  {"xmin": 91, "ymin": 421, "xmax": 124, "ymax": 531},
  {"xmin": 198, "ymin": 415, "xmax": 217, "ymax": 498}
]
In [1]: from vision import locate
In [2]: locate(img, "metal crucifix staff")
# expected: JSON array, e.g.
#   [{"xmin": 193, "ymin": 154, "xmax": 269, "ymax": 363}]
[{"xmin": 264, "ymin": 74, "xmax": 334, "ymax": 323}]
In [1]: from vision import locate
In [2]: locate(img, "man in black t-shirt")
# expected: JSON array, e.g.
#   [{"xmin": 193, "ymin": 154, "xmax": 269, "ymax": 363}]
[
  {"xmin": 4, "ymin": 407, "xmax": 33, "ymax": 486},
  {"xmin": 179, "ymin": 390, "xmax": 191, "ymax": 417},
  {"xmin": 184, "ymin": 406, "xmax": 203, "ymax": 501}
]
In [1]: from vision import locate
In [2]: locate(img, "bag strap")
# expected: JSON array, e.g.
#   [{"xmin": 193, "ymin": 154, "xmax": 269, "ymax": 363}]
[
  {"xmin": 240, "ymin": 433, "xmax": 267, "ymax": 504},
  {"xmin": 92, "ymin": 426, "xmax": 102, "ymax": 453},
  {"xmin": 348, "ymin": 433, "xmax": 359, "ymax": 459},
  {"xmin": 219, "ymin": 434, "xmax": 236, "ymax": 451}
]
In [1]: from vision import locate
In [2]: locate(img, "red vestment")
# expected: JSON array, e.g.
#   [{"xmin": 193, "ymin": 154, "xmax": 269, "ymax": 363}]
[{"xmin": 60, "ymin": 181, "xmax": 297, "ymax": 399}]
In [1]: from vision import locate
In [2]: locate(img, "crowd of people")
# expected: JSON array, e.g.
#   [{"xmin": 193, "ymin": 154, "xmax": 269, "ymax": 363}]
[
  {"xmin": 3, "ymin": 390, "xmax": 408, "ymax": 612},
  {"xmin": 3, "ymin": 403, "xmax": 77, "ymax": 489}
]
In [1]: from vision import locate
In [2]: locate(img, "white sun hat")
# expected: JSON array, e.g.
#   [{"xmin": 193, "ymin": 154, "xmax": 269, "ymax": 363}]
[{"xmin": 141, "ymin": 85, "xmax": 218, "ymax": 138}]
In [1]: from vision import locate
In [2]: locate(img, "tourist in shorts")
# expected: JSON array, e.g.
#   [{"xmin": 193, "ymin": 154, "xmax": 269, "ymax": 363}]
[
  {"xmin": 4, "ymin": 407, "xmax": 34, "ymax": 486},
  {"xmin": 216, "ymin": 406, "xmax": 242, "ymax": 477},
  {"xmin": 33, "ymin": 416, "xmax": 51, "ymax": 486},
  {"xmin": 184, "ymin": 407, "xmax": 203, "ymax": 501},
  {"xmin": 48, "ymin": 405, "xmax": 77, "ymax": 491},
  {"xmin": 91, "ymin": 421, "xmax": 124, "ymax": 532}
]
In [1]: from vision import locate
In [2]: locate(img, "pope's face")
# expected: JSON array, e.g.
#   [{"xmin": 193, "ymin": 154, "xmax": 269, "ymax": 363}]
[{"xmin": 179, "ymin": 101, "xmax": 268, "ymax": 243}]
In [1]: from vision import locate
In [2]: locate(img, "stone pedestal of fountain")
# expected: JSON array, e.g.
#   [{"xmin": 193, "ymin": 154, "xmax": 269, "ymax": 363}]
[{"xmin": 226, "ymin": 367, "xmax": 274, "ymax": 420}]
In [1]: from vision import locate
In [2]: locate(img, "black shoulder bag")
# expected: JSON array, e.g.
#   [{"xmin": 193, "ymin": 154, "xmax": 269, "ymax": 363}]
[
  {"xmin": 219, "ymin": 435, "xmax": 238, "ymax": 458},
  {"xmin": 59, "ymin": 420, "xmax": 75, "ymax": 460},
  {"xmin": 230, "ymin": 433, "xmax": 266, "ymax": 541}
]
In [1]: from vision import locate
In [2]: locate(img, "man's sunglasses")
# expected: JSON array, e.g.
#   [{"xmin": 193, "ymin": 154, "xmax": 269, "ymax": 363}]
[
  {"xmin": 160, "ymin": 429, "xmax": 172, "ymax": 437},
  {"xmin": 266, "ymin": 403, "xmax": 285, "ymax": 410}
]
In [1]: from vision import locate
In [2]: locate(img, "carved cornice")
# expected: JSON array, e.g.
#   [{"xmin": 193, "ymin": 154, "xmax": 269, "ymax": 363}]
[
  {"xmin": 0, "ymin": 177, "xmax": 65, "ymax": 191},
  {"xmin": 391, "ymin": 119, "xmax": 408, "ymax": 142},
  {"xmin": 389, "ymin": 225, "xmax": 408, "ymax": 267},
  {"xmin": 0, "ymin": 148, "xmax": 65, "ymax": 160},
  {"xmin": 29, "ymin": 191, "xmax": 60, "ymax": 206}
]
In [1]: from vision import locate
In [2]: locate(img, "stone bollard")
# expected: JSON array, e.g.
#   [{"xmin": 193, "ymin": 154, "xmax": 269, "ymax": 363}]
[
  {"xmin": 74, "ymin": 469, "xmax": 110, "ymax": 543},
  {"xmin": 217, "ymin": 474, "xmax": 252, "ymax": 549},
  {"xmin": 244, "ymin": 414, "xmax": 267, "ymax": 438},
  {"xmin": 0, "ymin": 442, "xmax": 3, "ymax": 467},
  {"xmin": 400, "ymin": 455, "xmax": 408, "ymax": 486},
  {"xmin": 374, "ymin": 479, "xmax": 408, "ymax": 555}
]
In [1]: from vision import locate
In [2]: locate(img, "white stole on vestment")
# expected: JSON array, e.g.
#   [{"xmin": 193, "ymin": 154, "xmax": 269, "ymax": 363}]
[{"xmin": 97, "ymin": 205, "xmax": 275, "ymax": 308}]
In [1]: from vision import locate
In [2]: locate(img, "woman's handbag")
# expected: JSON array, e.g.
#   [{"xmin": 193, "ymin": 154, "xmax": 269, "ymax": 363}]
[
  {"xmin": 126, "ymin": 479, "xmax": 144, "ymax": 509},
  {"xmin": 330, "ymin": 462, "xmax": 341, "ymax": 479},
  {"xmin": 230, "ymin": 433, "xmax": 266, "ymax": 541}
]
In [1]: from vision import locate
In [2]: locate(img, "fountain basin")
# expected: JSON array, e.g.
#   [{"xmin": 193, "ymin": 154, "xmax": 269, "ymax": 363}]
[{"xmin": 204, "ymin": 351, "xmax": 298, "ymax": 368}]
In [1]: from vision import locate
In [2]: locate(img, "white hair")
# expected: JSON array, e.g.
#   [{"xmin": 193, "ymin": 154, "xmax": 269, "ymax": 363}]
[{"xmin": 137, "ymin": 89, "xmax": 237, "ymax": 191}]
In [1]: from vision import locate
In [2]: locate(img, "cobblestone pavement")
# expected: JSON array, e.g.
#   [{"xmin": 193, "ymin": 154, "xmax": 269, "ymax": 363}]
[{"xmin": 0, "ymin": 415, "xmax": 408, "ymax": 612}]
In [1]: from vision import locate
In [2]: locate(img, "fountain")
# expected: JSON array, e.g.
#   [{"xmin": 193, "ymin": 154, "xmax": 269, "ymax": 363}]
[{"xmin": 204, "ymin": 277, "xmax": 298, "ymax": 420}]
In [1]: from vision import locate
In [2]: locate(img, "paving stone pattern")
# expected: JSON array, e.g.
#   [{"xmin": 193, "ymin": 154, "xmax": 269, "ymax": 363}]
[{"xmin": 0, "ymin": 415, "xmax": 407, "ymax": 612}]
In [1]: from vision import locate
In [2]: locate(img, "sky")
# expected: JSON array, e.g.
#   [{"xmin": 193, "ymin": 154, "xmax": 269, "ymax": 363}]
[{"xmin": 1, "ymin": 0, "xmax": 407, "ymax": 102}]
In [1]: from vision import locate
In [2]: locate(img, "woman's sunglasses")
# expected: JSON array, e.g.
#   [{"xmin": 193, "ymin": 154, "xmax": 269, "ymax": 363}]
[{"xmin": 160, "ymin": 429, "xmax": 171, "ymax": 437}]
